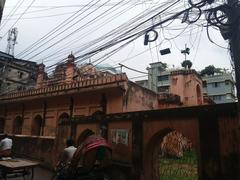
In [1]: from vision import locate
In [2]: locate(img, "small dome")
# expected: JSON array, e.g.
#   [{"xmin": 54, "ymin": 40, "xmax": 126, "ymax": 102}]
[
  {"xmin": 38, "ymin": 63, "xmax": 45, "ymax": 69},
  {"xmin": 68, "ymin": 54, "xmax": 75, "ymax": 59}
]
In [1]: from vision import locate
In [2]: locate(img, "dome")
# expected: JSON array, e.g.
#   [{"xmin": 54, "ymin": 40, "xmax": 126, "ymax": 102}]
[{"xmin": 68, "ymin": 54, "xmax": 75, "ymax": 59}]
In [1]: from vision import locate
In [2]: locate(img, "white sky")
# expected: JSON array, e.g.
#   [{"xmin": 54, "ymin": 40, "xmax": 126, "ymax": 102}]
[{"xmin": 0, "ymin": 0, "xmax": 231, "ymax": 80}]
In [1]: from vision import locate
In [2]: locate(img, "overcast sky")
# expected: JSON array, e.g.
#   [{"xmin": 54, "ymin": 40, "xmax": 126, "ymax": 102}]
[{"xmin": 0, "ymin": 0, "xmax": 231, "ymax": 80}]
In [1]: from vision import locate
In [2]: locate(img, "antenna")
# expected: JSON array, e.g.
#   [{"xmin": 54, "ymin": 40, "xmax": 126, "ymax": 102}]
[{"xmin": 6, "ymin": 27, "xmax": 18, "ymax": 56}]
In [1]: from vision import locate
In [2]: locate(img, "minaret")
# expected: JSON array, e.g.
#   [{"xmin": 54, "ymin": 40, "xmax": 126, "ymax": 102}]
[
  {"xmin": 170, "ymin": 69, "xmax": 203, "ymax": 106},
  {"xmin": 36, "ymin": 63, "xmax": 46, "ymax": 89},
  {"xmin": 65, "ymin": 54, "xmax": 76, "ymax": 83}
]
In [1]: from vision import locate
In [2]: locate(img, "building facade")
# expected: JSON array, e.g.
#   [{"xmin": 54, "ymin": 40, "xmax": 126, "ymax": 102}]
[
  {"xmin": 135, "ymin": 79, "xmax": 148, "ymax": 89},
  {"xmin": 0, "ymin": 54, "xmax": 160, "ymax": 136},
  {"xmin": 202, "ymin": 73, "xmax": 236, "ymax": 104},
  {"xmin": 147, "ymin": 61, "xmax": 171, "ymax": 93},
  {"xmin": 137, "ymin": 62, "xmax": 204, "ymax": 106},
  {"xmin": 141, "ymin": 61, "xmax": 236, "ymax": 104},
  {"xmin": 0, "ymin": 55, "xmax": 207, "ymax": 138},
  {"xmin": 0, "ymin": 51, "xmax": 38, "ymax": 94},
  {"xmin": 1, "ymin": 55, "xmax": 232, "ymax": 179}
]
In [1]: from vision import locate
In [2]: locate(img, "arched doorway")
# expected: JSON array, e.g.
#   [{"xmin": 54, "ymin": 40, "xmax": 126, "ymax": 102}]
[
  {"xmin": 0, "ymin": 118, "xmax": 5, "ymax": 133},
  {"xmin": 31, "ymin": 115, "xmax": 43, "ymax": 136},
  {"xmin": 56, "ymin": 113, "xmax": 71, "ymax": 152},
  {"xmin": 144, "ymin": 129, "xmax": 198, "ymax": 180},
  {"xmin": 12, "ymin": 116, "xmax": 23, "ymax": 134}
]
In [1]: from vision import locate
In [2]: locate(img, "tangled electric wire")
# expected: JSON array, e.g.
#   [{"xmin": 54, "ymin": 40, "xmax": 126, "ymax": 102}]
[
  {"xmin": 188, "ymin": 0, "xmax": 240, "ymax": 28},
  {"xmin": 206, "ymin": 5, "xmax": 232, "ymax": 27},
  {"xmin": 188, "ymin": 0, "xmax": 207, "ymax": 8}
]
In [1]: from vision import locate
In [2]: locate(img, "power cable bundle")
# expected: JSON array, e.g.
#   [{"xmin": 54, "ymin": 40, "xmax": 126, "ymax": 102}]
[{"xmin": 1, "ymin": 0, "xmax": 231, "ymax": 87}]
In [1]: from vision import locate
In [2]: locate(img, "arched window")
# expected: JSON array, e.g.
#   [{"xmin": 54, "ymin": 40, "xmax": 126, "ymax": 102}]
[
  {"xmin": 0, "ymin": 118, "xmax": 5, "ymax": 134},
  {"xmin": 31, "ymin": 115, "xmax": 43, "ymax": 136},
  {"xmin": 196, "ymin": 84, "xmax": 202, "ymax": 105},
  {"xmin": 56, "ymin": 112, "xmax": 71, "ymax": 151},
  {"xmin": 58, "ymin": 113, "xmax": 70, "ymax": 125},
  {"xmin": 12, "ymin": 116, "xmax": 23, "ymax": 134}
]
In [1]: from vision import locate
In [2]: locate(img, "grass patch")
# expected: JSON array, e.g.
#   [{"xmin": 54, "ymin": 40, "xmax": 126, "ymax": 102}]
[{"xmin": 159, "ymin": 150, "xmax": 198, "ymax": 180}]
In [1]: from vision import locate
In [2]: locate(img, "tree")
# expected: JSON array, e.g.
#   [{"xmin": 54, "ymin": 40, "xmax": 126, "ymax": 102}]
[
  {"xmin": 200, "ymin": 65, "xmax": 220, "ymax": 76},
  {"xmin": 181, "ymin": 60, "xmax": 192, "ymax": 69},
  {"xmin": 157, "ymin": 62, "xmax": 168, "ymax": 71},
  {"xmin": 162, "ymin": 62, "xmax": 167, "ymax": 69},
  {"xmin": 215, "ymin": 68, "xmax": 223, "ymax": 74}
]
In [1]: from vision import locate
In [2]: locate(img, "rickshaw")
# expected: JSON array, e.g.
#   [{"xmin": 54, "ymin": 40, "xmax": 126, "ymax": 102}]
[{"xmin": 52, "ymin": 135, "xmax": 112, "ymax": 180}]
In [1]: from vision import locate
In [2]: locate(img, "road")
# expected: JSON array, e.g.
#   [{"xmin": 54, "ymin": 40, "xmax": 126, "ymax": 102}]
[{"xmin": 5, "ymin": 167, "xmax": 54, "ymax": 180}]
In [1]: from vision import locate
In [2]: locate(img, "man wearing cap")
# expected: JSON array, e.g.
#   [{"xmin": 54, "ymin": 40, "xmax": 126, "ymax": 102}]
[{"xmin": 0, "ymin": 134, "xmax": 12, "ymax": 157}]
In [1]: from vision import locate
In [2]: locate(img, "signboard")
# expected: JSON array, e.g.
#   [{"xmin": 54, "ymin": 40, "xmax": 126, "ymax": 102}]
[{"xmin": 111, "ymin": 129, "xmax": 128, "ymax": 145}]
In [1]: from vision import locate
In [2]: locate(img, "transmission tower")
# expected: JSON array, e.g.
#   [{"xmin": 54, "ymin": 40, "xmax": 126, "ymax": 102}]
[{"xmin": 6, "ymin": 27, "xmax": 18, "ymax": 56}]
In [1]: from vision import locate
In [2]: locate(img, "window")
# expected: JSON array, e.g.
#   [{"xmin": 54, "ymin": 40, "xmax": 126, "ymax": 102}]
[
  {"xmin": 202, "ymin": 81, "xmax": 207, "ymax": 87},
  {"xmin": 226, "ymin": 94, "xmax": 232, "ymax": 100},
  {"xmin": 213, "ymin": 95, "xmax": 222, "ymax": 101},
  {"xmin": 58, "ymin": 113, "xmax": 70, "ymax": 125},
  {"xmin": 18, "ymin": 71, "xmax": 24, "ymax": 79},
  {"xmin": 225, "ymin": 80, "xmax": 231, "ymax": 85},
  {"xmin": 31, "ymin": 115, "xmax": 43, "ymax": 136},
  {"xmin": 157, "ymin": 86, "xmax": 169, "ymax": 93},
  {"xmin": 158, "ymin": 75, "xmax": 169, "ymax": 82},
  {"xmin": 212, "ymin": 82, "xmax": 219, "ymax": 88},
  {"xmin": 12, "ymin": 116, "xmax": 23, "ymax": 134},
  {"xmin": 158, "ymin": 67, "xmax": 165, "ymax": 72},
  {"xmin": 196, "ymin": 84, "xmax": 202, "ymax": 105}
]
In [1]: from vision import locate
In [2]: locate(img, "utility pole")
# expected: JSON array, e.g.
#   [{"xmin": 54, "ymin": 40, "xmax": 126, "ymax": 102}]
[
  {"xmin": 0, "ymin": 0, "xmax": 6, "ymax": 24},
  {"xmin": 227, "ymin": 0, "xmax": 240, "ymax": 104},
  {"xmin": 227, "ymin": 1, "xmax": 240, "ymax": 179}
]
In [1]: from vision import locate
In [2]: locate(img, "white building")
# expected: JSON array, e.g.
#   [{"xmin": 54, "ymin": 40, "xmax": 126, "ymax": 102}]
[{"xmin": 202, "ymin": 73, "xmax": 236, "ymax": 104}]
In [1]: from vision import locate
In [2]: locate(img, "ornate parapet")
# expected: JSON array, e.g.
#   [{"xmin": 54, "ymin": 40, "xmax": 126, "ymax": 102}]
[
  {"xmin": 171, "ymin": 69, "xmax": 202, "ymax": 79},
  {"xmin": 0, "ymin": 73, "xmax": 128, "ymax": 101}
]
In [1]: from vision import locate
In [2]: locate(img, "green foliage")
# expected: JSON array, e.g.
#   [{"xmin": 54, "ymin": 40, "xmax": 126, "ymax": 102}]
[
  {"xmin": 200, "ymin": 65, "xmax": 223, "ymax": 76},
  {"xmin": 162, "ymin": 63, "xmax": 168, "ymax": 70},
  {"xmin": 159, "ymin": 150, "xmax": 198, "ymax": 180},
  {"xmin": 158, "ymin": 62, "xmax": 168, "ymax": 71},
  {"xmin": 181, "ymin": 60, "xmax": 193, "ymax": 69}
]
